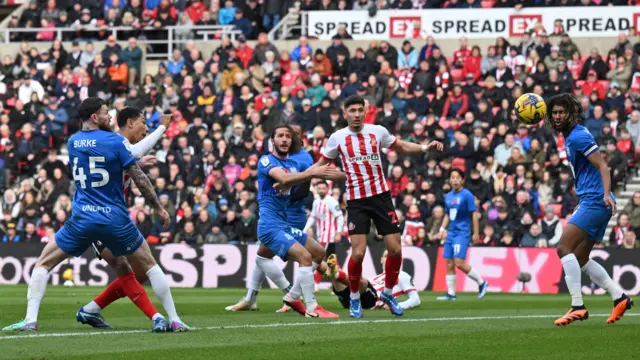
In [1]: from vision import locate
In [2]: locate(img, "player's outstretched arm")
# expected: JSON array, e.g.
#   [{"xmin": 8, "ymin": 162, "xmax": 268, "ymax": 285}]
[
  {"xmin": 587, "ymin": 151, "xmax": 616, "ymax": 215},
  {"xmin": 315, "ymin": 156, "xmax": 347, "ymax": 181},
  {"xmin": 391, "ymin": 139, "xmax": 444, "ymax": 155},
  {"xmin": 269, "ymin": 164, "xmax": 339, "ymax": 187},
  {"xmin": 127, "ymin": 163, "xmax": 170, "ymax": 226}
]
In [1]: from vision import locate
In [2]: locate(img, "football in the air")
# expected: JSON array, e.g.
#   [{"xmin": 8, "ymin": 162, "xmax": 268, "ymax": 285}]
[{"xmin": 514, "ymin": 93, "xmax": 547, "ymax": 125}]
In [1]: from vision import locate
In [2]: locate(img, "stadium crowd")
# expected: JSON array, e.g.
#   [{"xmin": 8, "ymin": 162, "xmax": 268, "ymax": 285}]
[
  {"xmin": 1, "ymin": 1, "xmax": 640, "ymax": 249},
  {"xmin": 4, "ymin": 0, "xmax": 636, "ymax": 43}
]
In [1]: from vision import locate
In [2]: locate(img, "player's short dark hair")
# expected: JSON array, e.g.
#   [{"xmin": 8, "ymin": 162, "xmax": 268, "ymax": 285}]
[
  {"xmin": 449, "ymin": 168, "xmax": 465, "ymax": 180},
  {"xmin": 271, "ymin": 124, "xmax": 301, "ymax": 154},
  {"xmin": 78, "ymin": 97, "xmax": 106, "ymax": 122},
  {"xmin": 343, "ymin": 95, "xmax": 365, "ymax": 110},
  {"xmin": 117, "ymin": 106, "xmax": 144, "ymax": 128},
  {"xmin": 546, "ymin": 93, "xmax": 583, "ymax": 127}
]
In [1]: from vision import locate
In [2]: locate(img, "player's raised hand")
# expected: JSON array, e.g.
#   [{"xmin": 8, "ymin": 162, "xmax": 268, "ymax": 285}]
[
  {"xmin": 159, "ymin": 113, "xmax": 172, "ymax": 128},
  {"xmin": 604, "ymin": 195, "xmax": 616, "ymax": 216},
  {"xmin": 138, "ymin": 154, "xmax": 157, "ymax": 167},
  {"xmin": 157, "ymin": 207, "xmax": 171, "ymax": 228},
  {"xmin": 426, "ymin": 141, "xmax": 444, "ymax": 152}
]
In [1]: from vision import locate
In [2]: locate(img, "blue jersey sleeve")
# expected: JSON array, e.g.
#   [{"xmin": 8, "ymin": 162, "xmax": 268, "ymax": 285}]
[
  {"xmin": 258, "ymin": 155, "xmax": 279, "ymax": 178},
  {"xmin": 466, "ymin": 190, "xmax": 477, "ymax": 212},
  {"xmin": 114, "ymin": 135, "xmax": 136, "ymax": 169},
  {"xmin": 573, "ymin": 127, "xmax": 599, "ymax": 158}
]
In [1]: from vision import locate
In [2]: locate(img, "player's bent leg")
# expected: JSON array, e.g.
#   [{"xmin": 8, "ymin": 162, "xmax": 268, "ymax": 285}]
[
  {"xmin": 285, "ymin": 242, "xmax": 338, "ymax": 319},
  {"xmin": 554, "ymin": 224, "xmax": 590, "ymax": 326},
  {"xmin": 379, "ymin": 233, "xmax": 403, "ymax": 316},
  {"xmin": 454, "ymin": 258, "xmax": 488, "ymax": 299},
  {"xmin": 3, "ymin": 240, "xmax": 69, "ymax": 332},
  {"xmin": 126, "ymin": 241, "xmax": 189, "ymax": 332}
]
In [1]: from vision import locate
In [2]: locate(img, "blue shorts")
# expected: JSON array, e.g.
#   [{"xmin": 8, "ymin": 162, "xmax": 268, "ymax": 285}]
[
  {"xmin": 443, "ymin": 240, "xmax": 469, "ymax": 260},
  {"xmin": 258, "ymin": 226, "xmax": 308, "ymax": 260},
  {"xmin": 55, "ymin": 217, "xmax": 144, "ymax": 257},
  {"xmin": 568, "ymin": 203, "xmax": 613, "ymax": 242}
]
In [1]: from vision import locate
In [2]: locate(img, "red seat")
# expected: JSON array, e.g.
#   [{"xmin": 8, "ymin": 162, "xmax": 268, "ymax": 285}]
[
  {"xmin": 446, "ymin": 56, "xmax": 454, "ymax": 67},
  {"xmin": 451, "ymin": 158, "xmax": 465, "ymax": 172},
  {"xmin": 481, "ymin": 0, "xmax": 495, "ymax": 7},
  {"xmin": 450, "ymin": 68, "xmax": 464, "ymax": 82},
  {"xmin": 477, "ymin": 81, "xmax": 485, "ymax": 87},
  {"xmin": 575, "ymin": 80, "xmax": 585, "ymax": 89},
  {"xmin": 492, "ymin": 106, "xmax": 500, "ymax": 115},
  {"xmin": 599, "ymin": 80, "xmax": 610, "ymax": 90},
  {"xmin": 552, "ymin": 204, "xmax": 563, "ymax": 218}
]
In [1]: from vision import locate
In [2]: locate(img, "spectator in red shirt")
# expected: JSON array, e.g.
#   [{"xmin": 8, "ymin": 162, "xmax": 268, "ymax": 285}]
[
  {"xmin": 453, "ymin": 36, "xmax": 472, "ymax": 69},
  {"xmin": 442, "ymin": 84, "xmax": 469, "ymax": 119},
  {"xmin": 582, "ymin": 70, "xmax": 606, "ymax": 100},
  {"xmin": 463, "ymin": 45, "xmax": 482, "ymax": 81},
  {"xmin": 185, "ymin": 0, "xmax": 206, "ymax": 23},
  {"xmin": 236, "ymin": 39, "xmax": 254, "ymax": 68},
  {"xmin": 387, "ymin": 166, "xmax": 409, "ymax": 198}
]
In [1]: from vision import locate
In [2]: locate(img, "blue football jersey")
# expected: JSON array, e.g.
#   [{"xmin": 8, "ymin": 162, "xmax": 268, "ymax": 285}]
[
  {"xmin": 287, "ymin": 150, "xmax": 314, "ymax": 228},
  {"xmin": 565, "ymin": 124, "xmax": 615, "ymax": 205},
  {"xmin": 444, "ymin": 188, "xmax": 476, "ymax": 240},
  {"xmin": 67, "ymin": 130, "xmax": 136, "ymax": 224},
  {"xmin": 257, "ymin": 153, "xmax": 301, "ymax": 233}
]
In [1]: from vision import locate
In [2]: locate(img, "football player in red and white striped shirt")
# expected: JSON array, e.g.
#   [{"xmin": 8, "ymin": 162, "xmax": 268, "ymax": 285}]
[
  {"xmin": 303, "ymin": 180, "xmax": 344, "ymax": 247},
  {"xmin": 316, "ymin": 95, "xmax": 442, "ymax": 318}
]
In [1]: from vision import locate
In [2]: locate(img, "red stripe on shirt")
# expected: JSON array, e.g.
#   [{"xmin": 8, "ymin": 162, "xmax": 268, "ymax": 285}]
[
  {"xmin": 345, "ymin": 135, "xmax": 366, "ymax": 199},
  {"xmin": 369, "ymin": 133, "xmax": 388, "ymax": 193},
  {"xmin": 357, "ymin": 134, "xmax": 377, "ymax": 196},
  {"xmin": 338, "ymin": 144, "xmax": 355, "ymax": 201}
]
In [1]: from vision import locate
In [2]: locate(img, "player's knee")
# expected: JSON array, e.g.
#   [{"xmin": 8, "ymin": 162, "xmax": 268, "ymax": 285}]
[
  {"xmin": 445, "ymin": 260, "xmax": 455, "ymax": 272},
  {"xmin": 453, "ymin": 259, "xmax": 466, "ymax": 268},
  {"xmin": 351, "ymin": 249, "xmax": 365, "ymax": 263},
  {"xmin": 556, "ymin": 245, "xmax": 570, "ymax": 258},
  {"xmin": 298, "ymin": 251, "xmax": 313, "ymax": 267},
  {"xmin": 109, "ymin": 257, "xmax": 133, "ymax": 276},
  {"xmin": 386, "ymin": 246, "xmax": 401, "ymax": 258}
]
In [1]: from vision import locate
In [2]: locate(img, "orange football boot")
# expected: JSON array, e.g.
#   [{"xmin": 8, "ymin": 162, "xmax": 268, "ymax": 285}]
[
  {"xmin": 607, "ymin": 295, "xmax": 633, "ymax": 324},
  {"xmin": 554, "ymin": 307, "xmax": 589, "ymax": 326}
]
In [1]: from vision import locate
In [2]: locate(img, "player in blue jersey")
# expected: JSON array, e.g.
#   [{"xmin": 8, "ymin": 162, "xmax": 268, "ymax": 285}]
[
  {"xmin": 226, "ymin": 125, "xmax": 316, "ymax": 312},
  {"xmin": 256, "ymin": 124, "xmax": 339, "ymax": 318},
  {"xmin": 545, "ymin": 94, "xmax": 632, "ymax": 326},
  {"xmin": 76, "ymin": 107, "xmax": 173, "ymax": 331},
  {"xmin": 436, "ymin": 169, "xmax": 488, "ymax": 301},
  {"xmin": 3, "ymin": 98, "xmax": 189, "ymax": 332}
]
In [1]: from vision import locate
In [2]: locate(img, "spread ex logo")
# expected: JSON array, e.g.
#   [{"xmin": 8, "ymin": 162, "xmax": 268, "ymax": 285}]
[
  {"xmin": 389, "ymin": 16, "xmax": 421, "ymax": 38},
  {"xmin": 509, "ymin": 14, "xmax": 542, "ymax": 37},
  {"xmin": 634, "ymin": 14, "xmax": 640, "ymax": 31}
]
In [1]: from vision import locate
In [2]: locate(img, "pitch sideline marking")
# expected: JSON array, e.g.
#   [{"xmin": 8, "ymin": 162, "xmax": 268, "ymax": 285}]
[{"xmin": 1, "ymin": 313, "xmax": 638, "ymax": 341}]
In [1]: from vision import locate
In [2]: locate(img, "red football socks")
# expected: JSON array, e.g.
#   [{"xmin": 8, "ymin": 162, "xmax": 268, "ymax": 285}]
[
  {"xmin": 118, "ymin": 272, "xmax": 159, "ymax": 320},
  {"xmin": 384, "ymin": 253, "xmax": 402, "ymax": 289},
  {"xmin": 314, "ymin": 271, "xmax": 322, "ymax": 284},
  {"xmin": 94, "ymin": 278, "xmax": 126, "ymax": 309},
  {"xmin": 348, "ymin": 257, "xmax": 362, "ymax": 293},
  {"xmin": 336, "ymin": 270, "xmax": 347, "ymax": 282},
  {"xmin": 95, "ymin": 273, "xmax": 158, "ymax": 320}
]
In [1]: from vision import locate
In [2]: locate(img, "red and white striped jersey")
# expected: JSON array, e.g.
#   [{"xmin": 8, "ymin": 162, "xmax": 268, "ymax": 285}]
[
  {"xmin": 322, "ymin": 125, "xmax": 397, "ymax": 201},
  {"xmin": 305, "ymin": 195, "xmax": 343, "ymax": 244},
  {"xmin": 370, "ymin": 271, "xmax": 416, "ymax": 299}
]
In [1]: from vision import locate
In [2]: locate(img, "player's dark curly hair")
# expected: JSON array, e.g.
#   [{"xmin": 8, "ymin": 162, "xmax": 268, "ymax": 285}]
[
  {"xmin": 545, "ymin": 93, "xmax": 583, "ymax": 131},
  {"xmin": 271, "ymin": 124, "xmax": 301, "ymax": 155}
]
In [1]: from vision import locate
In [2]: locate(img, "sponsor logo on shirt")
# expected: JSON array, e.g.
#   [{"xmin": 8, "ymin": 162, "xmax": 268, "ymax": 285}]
[{"xmin": 347, "ymin": 154, "xmax": 380, "ymax": 163}]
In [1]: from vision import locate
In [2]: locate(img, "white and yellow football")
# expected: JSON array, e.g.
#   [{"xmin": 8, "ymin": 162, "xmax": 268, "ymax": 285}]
[{"xmin": 515, "ymin": 93, "xmax": 547, "ymax": 125}]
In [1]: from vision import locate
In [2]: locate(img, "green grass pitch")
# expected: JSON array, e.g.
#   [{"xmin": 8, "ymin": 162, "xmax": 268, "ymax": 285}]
[{"xmin": 1, "ymin": 285, "xmax": 639, "ymax": 359}]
